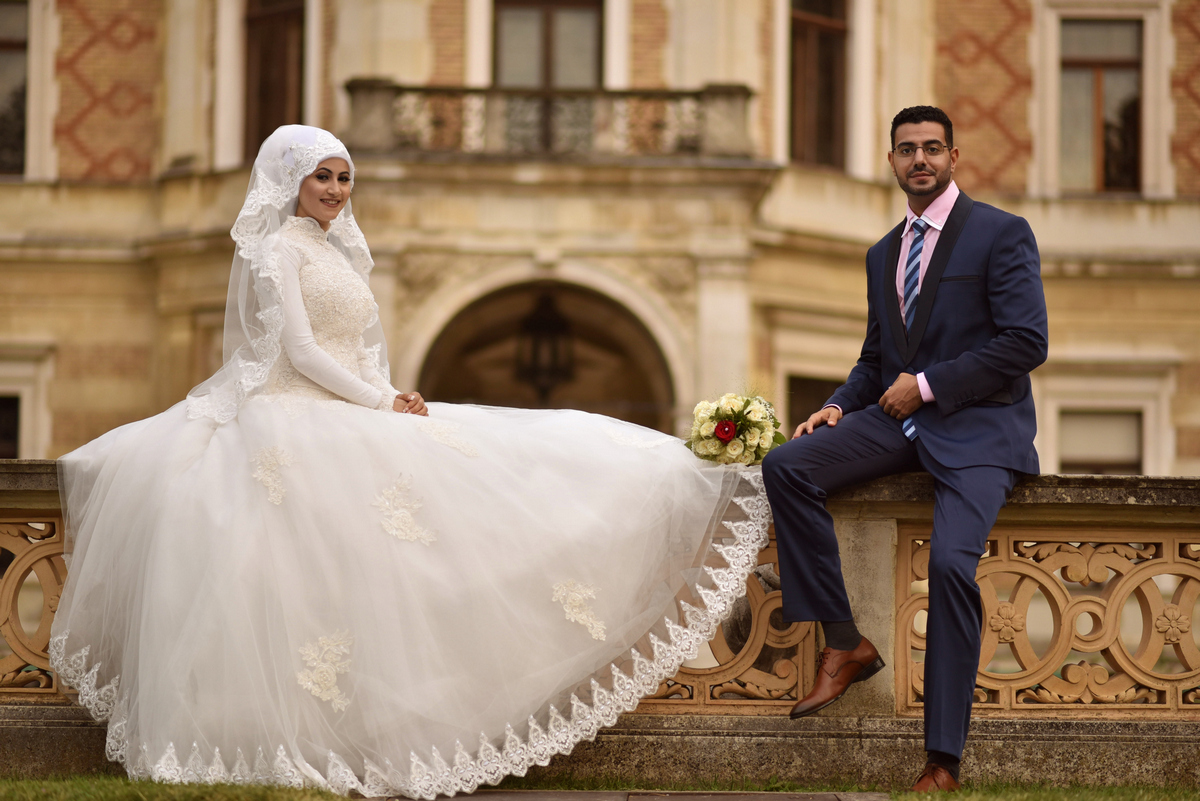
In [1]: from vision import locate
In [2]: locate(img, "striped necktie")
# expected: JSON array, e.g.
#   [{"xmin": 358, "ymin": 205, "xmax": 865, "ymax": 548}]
[{"xmin": 901, "ymin": 218, "xmax": 929, "ymax": 442}]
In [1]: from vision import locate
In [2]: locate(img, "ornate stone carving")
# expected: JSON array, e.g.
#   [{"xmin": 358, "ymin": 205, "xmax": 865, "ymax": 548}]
[
  {"xmin": 635, "ymin": 528, "xmax": 817, "ymax": 714},
  {"xmin": 0, "ymin": 518, "xmax": 66, "ymax": 694},
  {"xmin": 897, "ymin": 525, "xmax": 1200, "ymax": 716}
]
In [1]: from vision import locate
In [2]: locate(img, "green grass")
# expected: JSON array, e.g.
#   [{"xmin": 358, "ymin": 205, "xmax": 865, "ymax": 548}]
[
  {"xmin": 0, "ymin": 777, "xmax": 1196, "ymax": 800},
  {"xmin": 0, "ymin": 776, "xmax": 341, "ymax": 801}
]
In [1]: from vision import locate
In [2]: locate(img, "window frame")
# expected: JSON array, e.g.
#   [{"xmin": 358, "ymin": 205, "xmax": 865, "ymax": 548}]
[
  {"xmin": 1059, "ymin": 19, "xmax": 1143, "ymax": 193},
  {"xmin": 787, "ymin": 2, "xmax": 847, "ymax": 168},
  {"xmin": 1028, "ymin": 0, "xmax": 1175, "ymax": 199},
  {"xmin": 0, "ymin": 0, "xmax": 27, "ymax": 178},
  {"xmin": 491, "ymin": 0, "xmax": 605, "ymax": 92},
  {"xmin": 243, "ymin": 0, "xmax": 306, "ymax": 163},
  {"xmin": 1032, "ymin": 360, "xmax": 1177, "ymax": 476},
  {"xmin": 0, "ymin": 343, "xmax": 54, "ymax": 460}
]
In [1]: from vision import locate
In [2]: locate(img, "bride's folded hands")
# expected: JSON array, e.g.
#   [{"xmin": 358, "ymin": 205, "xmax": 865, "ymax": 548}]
[{"xmin": 393, "ymin": 391, "xmax": 428, "ymax": 415}]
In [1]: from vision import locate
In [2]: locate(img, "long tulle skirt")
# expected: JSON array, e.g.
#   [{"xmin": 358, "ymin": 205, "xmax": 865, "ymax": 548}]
[{"xmin": 50, "ymin": 396, "xmax": 770, "ymax": 797}]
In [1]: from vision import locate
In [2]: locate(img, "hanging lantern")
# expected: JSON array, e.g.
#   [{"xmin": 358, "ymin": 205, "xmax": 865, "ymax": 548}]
[{"xmin": 515, "ymin": 293, "xmax": 574, "ymax": 403}]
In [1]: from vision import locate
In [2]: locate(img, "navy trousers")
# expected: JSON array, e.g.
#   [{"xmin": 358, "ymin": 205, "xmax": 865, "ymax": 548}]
[{"xmin": 761, "ymin": 404, "xmax": 1014, "ymax": 758}]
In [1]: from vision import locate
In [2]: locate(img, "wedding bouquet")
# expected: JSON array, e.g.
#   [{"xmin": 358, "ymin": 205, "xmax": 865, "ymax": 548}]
[{"xmin": 685, "ymin": 393, "xmax": 787, "ymax": 465}]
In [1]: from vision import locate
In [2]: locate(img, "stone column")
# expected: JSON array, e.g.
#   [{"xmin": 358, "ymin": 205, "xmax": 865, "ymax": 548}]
[{"xmin": 695, "ymin": 257, "xmax": 751, "ymax": 407}]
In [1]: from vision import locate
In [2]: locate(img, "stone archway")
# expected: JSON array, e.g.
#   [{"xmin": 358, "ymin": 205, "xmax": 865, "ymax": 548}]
[{"xmin": 419, "ymin": 282, "xmax": 675, "ymax": 432}]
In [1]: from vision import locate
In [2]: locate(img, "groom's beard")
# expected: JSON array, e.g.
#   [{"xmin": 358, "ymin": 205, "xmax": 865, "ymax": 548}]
[{"xmin": 898, "ymin": 163, "xmax": 951, "ymax": 197}]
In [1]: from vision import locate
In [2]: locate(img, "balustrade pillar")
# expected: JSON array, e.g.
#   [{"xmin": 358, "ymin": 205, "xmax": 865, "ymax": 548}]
[
  {"xmin": 700, "ymin": 84, "xmax": 754, "ymax": 158},
  {"xmin": 344, "ymin": 78, "xmax": 400, "ymax": 152}
]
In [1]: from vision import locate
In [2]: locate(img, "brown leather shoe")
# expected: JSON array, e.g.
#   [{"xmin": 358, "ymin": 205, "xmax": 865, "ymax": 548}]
[
  {"xmin": 788, "ymin": 636, "xmax": 884, "ymax": 719},
  {"xmin": 911, "ymin": 762, "xmax": 961, "ymax": 792}
]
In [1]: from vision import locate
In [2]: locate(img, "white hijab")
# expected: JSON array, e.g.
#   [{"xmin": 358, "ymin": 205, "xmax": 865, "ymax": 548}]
[{"xmin": 186, "ymin": 125, "xmax": 389, "ymax": 423}]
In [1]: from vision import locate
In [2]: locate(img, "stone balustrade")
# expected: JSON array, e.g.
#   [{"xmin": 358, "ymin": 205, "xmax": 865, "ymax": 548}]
[
  {"xmin": 343, "ymin": 79, "xmax": 756, "ymax": 159},
  {"xmin": 2, "ymin": 459, "xmax": 1199, "ymax": 786}
]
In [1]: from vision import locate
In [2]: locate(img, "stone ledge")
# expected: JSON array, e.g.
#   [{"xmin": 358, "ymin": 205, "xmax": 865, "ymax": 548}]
[
  {"xmin": 0, "ymin": 460, "xmax": 58, "ymax": 493},
  {"xmin": 4, "ymin": 460, "xmax": 1198, "ymax": 508},
  {"xmin": 829, "ymin": 472, "xmax": 1200, "ymax": 507}
]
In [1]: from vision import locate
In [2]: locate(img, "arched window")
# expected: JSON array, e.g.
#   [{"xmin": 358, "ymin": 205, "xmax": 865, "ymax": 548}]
[{"xmin": 244, "ymin": 0, "xmax": 305, "ymax": 160}]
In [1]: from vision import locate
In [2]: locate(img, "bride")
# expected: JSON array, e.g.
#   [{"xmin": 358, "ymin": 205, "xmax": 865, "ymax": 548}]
[{"xmin": 49, "ymin": 125, "xmax": 772, "ymax": 798}]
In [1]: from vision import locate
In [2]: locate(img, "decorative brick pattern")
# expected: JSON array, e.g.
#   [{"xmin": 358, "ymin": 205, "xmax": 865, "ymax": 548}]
[
  {"xmin": 55, "ymin": 0, "xmax": 161, "ymax": 181},
  {"xmin": 934, "ymin": 0, "xmax": 1032, "ymax": 194},
  {"xmin": 1173, "ymin": 0, "xmax": 1200, "ymax": 196},
  {"xmin": 630, "ymin": 0, "xmax": 668, "ymax": 89},
  {"xmin": 429, "ymin": 0, "xmax": 465, "ymax": 86}
]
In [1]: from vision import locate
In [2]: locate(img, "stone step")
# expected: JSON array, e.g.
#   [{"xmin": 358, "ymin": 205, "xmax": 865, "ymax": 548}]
[{"xmin": 4, "ymin": 702, "xmax": 1199, "ymax": 787}]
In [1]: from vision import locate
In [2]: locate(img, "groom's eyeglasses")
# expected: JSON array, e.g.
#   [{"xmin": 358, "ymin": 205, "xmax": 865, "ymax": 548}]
[{"xmin": 892, "ymin": 142, "xmax": 950, "ymax": 159}]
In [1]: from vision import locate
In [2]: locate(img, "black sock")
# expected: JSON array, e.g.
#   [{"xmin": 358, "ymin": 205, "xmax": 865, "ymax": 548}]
[
  {"xmin": 927, "ymin": 750, "xmax": 960, "ymax": 783},
  {"xmin": 820, "ymin": 619, "xmax": 861, "ymax": 651}
]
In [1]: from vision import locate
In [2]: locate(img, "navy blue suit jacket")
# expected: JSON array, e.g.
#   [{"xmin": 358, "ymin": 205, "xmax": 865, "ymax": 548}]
[{"xmin": 827, "ymin": 192, "xmax": 1048, "ymax": 473}]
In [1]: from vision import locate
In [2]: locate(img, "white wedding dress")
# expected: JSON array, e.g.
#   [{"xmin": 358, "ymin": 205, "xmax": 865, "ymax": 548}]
[{"xmin": 50, "ymin": 215, "xmax": 771, "ymax": 797}]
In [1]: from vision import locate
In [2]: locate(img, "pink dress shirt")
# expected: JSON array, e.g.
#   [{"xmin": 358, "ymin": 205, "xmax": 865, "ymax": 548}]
[
  {"xmin": 823, "ymin": 181, "xmax": 960, "ymax": 416},
  {"xmin": 898, "ymin": 180, "xmax": 960, "ymax": 404}
]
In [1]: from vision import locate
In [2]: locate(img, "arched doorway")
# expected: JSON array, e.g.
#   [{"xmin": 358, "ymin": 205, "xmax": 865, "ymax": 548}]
[{"xmin": 419, "ymin": 282, "xmax": 675, "ymax": 432}]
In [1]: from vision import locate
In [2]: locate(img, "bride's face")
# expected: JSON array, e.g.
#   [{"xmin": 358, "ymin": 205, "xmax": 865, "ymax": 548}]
[{"xmin": 295, "ymin": 157, "xmax": 351, "ymax": 230}]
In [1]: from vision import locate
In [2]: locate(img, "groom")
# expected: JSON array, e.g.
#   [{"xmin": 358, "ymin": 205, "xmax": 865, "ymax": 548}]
[{"xmin": 762, "ymin": 106, "xmax": 1048, "ymax": 792}]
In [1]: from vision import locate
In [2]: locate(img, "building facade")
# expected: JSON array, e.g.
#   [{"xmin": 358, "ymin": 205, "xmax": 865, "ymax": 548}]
[{"xmin": 0, "ymin": 0, "xmax": 1198, "ymax": 476}]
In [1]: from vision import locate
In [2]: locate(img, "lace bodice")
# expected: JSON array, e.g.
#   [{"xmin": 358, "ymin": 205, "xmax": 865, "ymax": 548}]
[{"xmin": 262, "ymin": 217, "xmax": 397, "ymax": 410}]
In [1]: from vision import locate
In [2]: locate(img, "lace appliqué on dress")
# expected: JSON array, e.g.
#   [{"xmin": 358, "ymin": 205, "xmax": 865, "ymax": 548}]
[
  {"xmin": 374, "ymin": 475, "xmax": 436, "ymax": 545},
  {"xmin": 251, "ymin": 447, "xmax": 295, "ymax": 505},
  {"xmin": 297, "ymin": 631, "xmax": 353, "ymax": 712},
  {"xmin": 411, "ymin": 417, "xmax": 479, "ymax": 458},
  {"xmin": 551, "ymin": 581, "xmax": 607, "ymax": 641}
]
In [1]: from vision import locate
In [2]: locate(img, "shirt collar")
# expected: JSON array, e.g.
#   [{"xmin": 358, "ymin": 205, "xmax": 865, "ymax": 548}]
[{"xmin": 904, "ymin": 180, "xmax": 960, "ymax": 235}]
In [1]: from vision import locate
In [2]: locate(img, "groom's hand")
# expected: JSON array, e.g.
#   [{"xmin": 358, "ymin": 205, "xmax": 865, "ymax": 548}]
[
  {"xmin": 879, "ymin": 373, "xmax": 923, "ymax": 419},
  {"xmin": 794, "ymin": 406, "xmax": 842, "ymax": 439}
]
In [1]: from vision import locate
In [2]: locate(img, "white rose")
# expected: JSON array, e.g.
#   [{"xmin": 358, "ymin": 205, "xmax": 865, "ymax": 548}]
[
  {"xmin": 742, "ymin": 427, "xmax": 760, "ymax": 448},
  {"xmin": 698, "ymin": 438, "xmax": 722, "ymax": 457},
  {"xmin": 725, "ymin": 438, "xmax": 744, "ymax": 458},
  {"xmin": 745, "ymin": 402, "xmax": 767, "ymax": 422},
  {"xmin": 739, "ymin": 449, "xmax": 756, "ymax": 465},
  {"xmin": 700, "ymin": 420, "xmax": 716, "ymax": 438},
  {"xmin": 718, "ymin": 393, "xmax": 742, "ymax": 414},
  {"xmin": 693, "ymin": 401, "xmax": 716, "ymax": 421}
]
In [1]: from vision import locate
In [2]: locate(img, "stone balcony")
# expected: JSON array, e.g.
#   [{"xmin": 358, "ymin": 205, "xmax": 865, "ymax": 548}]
[
  {"xmin": 343, "ymin": 80, "xmax": 758, "ymax": 162},
  {"xmin": 2, "ymin": 460, "xmax": 1199, "ymax": 786}
]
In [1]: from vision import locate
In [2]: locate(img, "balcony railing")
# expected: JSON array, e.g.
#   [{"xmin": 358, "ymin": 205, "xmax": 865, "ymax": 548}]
[{"xmin": 344, "ymin": 80, "xmax": 755, "ymax": 159}]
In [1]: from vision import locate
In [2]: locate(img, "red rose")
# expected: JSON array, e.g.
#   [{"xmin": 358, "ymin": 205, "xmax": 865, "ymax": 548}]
[{"xmin": 714, "ymin": 420, "xmax": 737, "ymax": 443}]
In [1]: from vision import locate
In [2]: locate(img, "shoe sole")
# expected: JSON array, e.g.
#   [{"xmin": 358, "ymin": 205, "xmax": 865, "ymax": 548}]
[{"xmin": 788, "ymin": 656, "xmax": 886, "ymax": 720}]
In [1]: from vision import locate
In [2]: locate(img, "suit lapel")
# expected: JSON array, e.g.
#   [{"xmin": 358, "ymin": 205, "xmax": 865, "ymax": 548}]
[
  {"xmin": 903, "ymin": 192, "xmax": 976, "ymax": 364},
  {"xmin": 882, "ymin": 219, "xmax": 907, "ymax": 352}
]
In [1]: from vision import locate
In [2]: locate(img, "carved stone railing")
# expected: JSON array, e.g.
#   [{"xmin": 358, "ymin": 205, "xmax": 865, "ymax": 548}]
[
  {"xmin": 343, "ymin": 80, "xmax": 754, "ymax": 159},
  {"xmin": 900, "ymin": 523, "xmax": 1200, "ymax": 716},
  {"xmin": 4, "ymin": 463, "xmax": 1200, "ymax": 722},
  {"xmin": 4, "ymin": 461, "xmax": 1200, "ymax": 784},
  {"xmin": 0, "ymin": 461, "xmax": 63, "ymax": 697}
]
